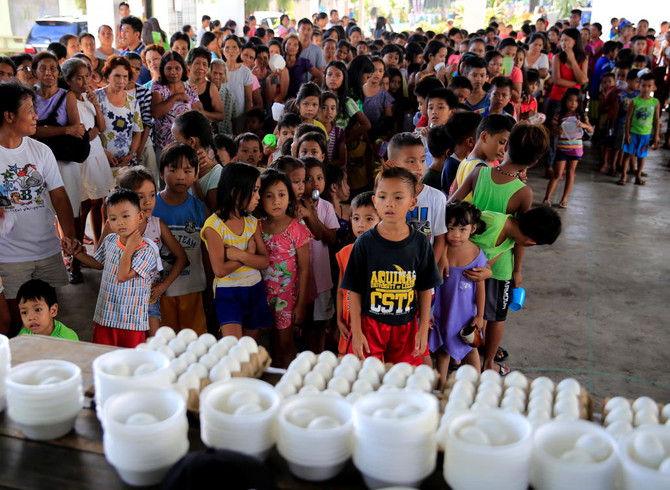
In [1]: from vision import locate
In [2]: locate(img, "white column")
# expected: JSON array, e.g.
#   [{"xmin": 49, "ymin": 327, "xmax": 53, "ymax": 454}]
[
  {"xmin": 460, "ymin": 0, "xmax": 486, "ymax": 33},
  {"xmin": 85, "ymin": 0, "xmax": 116, "ymax": 39}
]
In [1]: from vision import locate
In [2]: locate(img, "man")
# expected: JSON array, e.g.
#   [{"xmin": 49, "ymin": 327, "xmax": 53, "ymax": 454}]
[
  {"xmin": 536, "ymin": 17, "xmax": 547, "ymax": 32},
  {"xmin": 326, "ymin": 9, "xmax": 339, "ymax": 29},
  {"xmin": 183, "ymin": 24, "xmax": 195, "ymax": 44},
  {"xmin": 116, "ymin": 2, "xmax": 131, "ymax": 50},
  {"xmin": 297, "ymin": 18, "xmax": 326, "ymax": 82},
  {"xmin": 569, "ymin": 9, "xmax": 583, "ymax": 30},
  {"xmin": 197, "ymin": 16, "xmax": 211, "ymax": 45},
  {"xmin": 316, "ymin": 13, "xmax": 328, "ymax": 30},
  {"xmin": 120, "ymin": 16, "xmax": 151, "ymax": 84}
]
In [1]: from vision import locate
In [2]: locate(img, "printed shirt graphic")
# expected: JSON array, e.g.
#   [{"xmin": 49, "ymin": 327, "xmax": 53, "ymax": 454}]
[
  {"xmin": 615, "ymin": 90, "xmax": 639, "ymax": 126},
  {"xmin": 95, "ymin": 89, "xmax": 143, "ymax": 159},
  {"xmin": 629, "ymin": 97, "xmax": 658, "ymax": 135},
  {"xmin": 406, "ymin": 185, "xmax": 447, "ymax": 245},
  {"xmin": 0, "ymin": 137, "xmax": 65, "ymax": 262},
  {"xmin": 340, "ymin": 226, "xmax": 442, "ymax": 326}
]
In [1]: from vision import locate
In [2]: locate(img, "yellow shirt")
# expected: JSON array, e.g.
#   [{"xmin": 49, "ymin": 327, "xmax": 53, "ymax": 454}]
[
  {"xmin": 454, "ymin": 158, "xmax": 487, "ymax": 202},
  {"xmin": 312, "ymin": 120, "xmax": 330, "ymax": 141}
]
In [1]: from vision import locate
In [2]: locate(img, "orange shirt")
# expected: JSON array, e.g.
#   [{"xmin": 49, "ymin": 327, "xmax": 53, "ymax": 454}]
[{"xmin": 336, "ymin": 243, "xmax": 354, "ymax": 356}]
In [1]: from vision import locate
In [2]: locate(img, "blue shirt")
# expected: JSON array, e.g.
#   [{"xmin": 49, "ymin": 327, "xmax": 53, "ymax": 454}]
[
  {"xmin": 441, "ymin": 155, "xmax": 462, "ymax": 194},
  {"xmin": 590, "ymin": 56, "xmax": 613, "ymax": 97},
  {"xmin": 465, "ymin": 93, "xmax": 490, "ymax": 112}
]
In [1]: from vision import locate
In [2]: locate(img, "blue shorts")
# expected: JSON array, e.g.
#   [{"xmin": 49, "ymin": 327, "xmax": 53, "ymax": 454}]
[
  {"xmin": 622, "ymin": 133, "xmax": 650, "ymax": 158},
  {"xmin": 147, "ymin": 298, "xmax": 161, "ymax": 319},
  {"xmin": 556, "ymin": 151, "xmax": 582, "ymax": 163},
  {"xmin": 214, "ymin": 281, "xmax": 273, "ymax": 330}
]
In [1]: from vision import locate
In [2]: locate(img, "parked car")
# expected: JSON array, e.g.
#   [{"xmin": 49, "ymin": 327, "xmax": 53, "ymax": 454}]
[
  {"xmin": 253, "ymin": 11, "xmax": 284, "ymax": 29},
  {"xmin": 25, "ymin": 16, "xmax": 88, "ymax": 54}
]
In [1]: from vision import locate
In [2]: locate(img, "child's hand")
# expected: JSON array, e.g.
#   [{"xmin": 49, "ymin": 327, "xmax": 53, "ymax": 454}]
[
  {"xmin": 247, "ymin": 237, "xmax": 257, "ymax": 255},
  {"xmin": 512, "ymin": 271, "xmax": 522, "ymax": 289},
  {"xmin": 472, "ymin": 316, "xmax": 484, "ymax": 332},
  {"xmin": 412, "ymin": 330, "xmax": 428, "ymax": 358},
  {"xmin": 150, "ymin": 282, "xmax": 168, "ymax": 303},
  {"xmin": 352, "ymin": 332, "xmax": 370, "ymax": 360},
  {"xmin": 463, "ymin": 266, "xmax": 492, "ymax": 282},
  {"xmin": 518, "ymin": 168, "xmax": 528, "ymax": 184},
  {"xmin": 625, "ymin": 133, "xmax": 631, "ymax": 144},
  {"xmin": 337, "ymin": 318, "xmax": 350, "ymax": 340},
  {"xmin": 224, "ymin": 244, "xmax": 244, "ymax": 261},
  {"xmin": 438, "ymin": 255, "xmax": 449, "ymax": 278},
  {"xmin": 293, "ymin": 303, "xmax": 306, "ymax": 326},
  {"xmin": 126, "ymin": 230, "xmax": 143, "ymax": 251},
  {"xmin": 61, "ymin": 237, "xmax": 77, "ymax": 255},
  {"xmin": 653, "ymin": 137, "xmax": 660, "ymax": 150}
]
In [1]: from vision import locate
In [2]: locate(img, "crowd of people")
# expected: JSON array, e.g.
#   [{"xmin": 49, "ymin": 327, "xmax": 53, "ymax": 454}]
[{"xmin": 0, "ymin": 5, "xmax": 667, "ymax": 381}]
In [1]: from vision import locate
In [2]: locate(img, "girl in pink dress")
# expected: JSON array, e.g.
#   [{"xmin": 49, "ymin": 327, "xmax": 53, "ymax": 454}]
[{"xmin": 258, "ymin": 169, "xmax": 312, "ymax": 367}]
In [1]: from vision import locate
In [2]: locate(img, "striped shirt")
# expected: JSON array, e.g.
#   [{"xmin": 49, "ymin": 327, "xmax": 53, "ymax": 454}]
[
  {"xmin": 133, "ymin": 83, "xmax": 153, "ymax": 128},
  {"xmin": 555, "ymin": 114, "xmax": 584, "ymax": 158},
  {"xmin": 334, "ymin": 97, "xmax": 360, "ymax": 130},
  {"xmin": 201, "ymin": 214, "xmax": 262, "ymax": 290},
  {"xmin": 93, "ymin": 234, "xmax": 158, "ymax": 331}
]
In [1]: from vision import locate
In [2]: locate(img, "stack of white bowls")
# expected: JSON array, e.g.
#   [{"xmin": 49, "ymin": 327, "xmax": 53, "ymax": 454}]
[
  {"xmin": 277, "ymin": 393, "xmax": 354, "ymax": 481},
  {"xmin": 0, "ymin": 334, "xmax": 10, "ymax": 412},
  {"xmin": 5, "ymin": 359, "xmax": 83, "ymax": 440},
  {"xmin": 530, "ymin": 419, "xmax": 619, "ymax": 490},
  {"xmin": 102, "ymin": 388, "xmax": 189, "ymax": 486},
  {"xmin": 352, "ymin": 390, "xmax": 438, "ymax": 489},
  {"xmin": 92, "ymin": 349, "xmax": 173, "ymax": 419},
  {"xmin": 199, "ymin": 378, "xmax": 280, "ymax": 460},
  {"xmin": 443, "ymin": 409, "xmax": 533, "ymax": 490},
  {"xmin": 617, "ymin": 425, "xmax": 670, "ymax": 489}
]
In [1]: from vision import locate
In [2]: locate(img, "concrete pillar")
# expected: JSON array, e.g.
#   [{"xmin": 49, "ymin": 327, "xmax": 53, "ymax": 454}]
[{"xmin": 461, "ymin": 0, "xmax": 486, "ymax": 33}]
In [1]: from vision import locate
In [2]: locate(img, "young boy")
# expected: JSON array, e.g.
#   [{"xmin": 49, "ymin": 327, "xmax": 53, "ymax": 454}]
[
  {"xmin": 235, "ymin": 133, "xmax": 264, "ymax": 167},
  {"xmin": 470, "ymin": 206, "xmax": 561, "ymax": 373},
  {"xmin": 462, "ymin": 56, "xmax": 490, "ymax": 111},
  {"xmin": 448, "ymin": 75, "xmax": 473, "ymax": 105},
  {"xmin": 72, "ymin": 189, "xmax": 158, "ymax": 347},
  {"xmin": 422, "ymin": 87, "xmax": 459, "ymax": 167},
  {"xmin": 244, "ymin": 109, "xmax": 265, "ymax": 139},
  {"xmin": 612, "ymin": 69, "xmax": 640, "ymax": 179},
  {"xmin": 600, "ymin": 63, "xmax": 631, "ymax": 174},
  {"xmin": 589, "ymin": 40, "xmax": 619, "ymax": 126},
  {"xmin": 441, "ymin": 111, "xmax": 482, "ymax": 195},
  {"xmin": 153, "ymin": 143, "xmax": 208, "ymax": 334},
  {"xmin": 268, "ymin": 113, "xmax": 300, "ymax": 165},
  {"xmin": 341, "ymin": 167, "xmax": 442, "ymax": 364},
  {"xmin": 423, "ymin": 124, "xmax": 455, "ymax": 190},
  {"xmin": 336, "ymin": 192, "xmax": 380, "ymax": 356},
  {"xmin": 16, "ymin": 279, "xmax": 78, "ymax": 340},
  {"xmin": 454, "ymin": 114, "xmax": 515, "ymax": 200},
  {"xmin": 476, "ymin": 76, "xmax": 515, "ymax": 118},
  {"xmin": 621, "ymin": 73, "xmax": 660, "ymax": 185},
  {"xmin": 412, "ymin": 77, "xmax": 443, "ymax": 129},
  {"xmin": 214, "ymin": 133, "xmax": 236, "ymax": 165}
]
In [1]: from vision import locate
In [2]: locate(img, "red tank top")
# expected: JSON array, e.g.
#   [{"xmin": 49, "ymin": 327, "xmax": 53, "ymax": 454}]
[{"xmin": 549, "ymin": 60, "xmax": 581, "ymax": 100}]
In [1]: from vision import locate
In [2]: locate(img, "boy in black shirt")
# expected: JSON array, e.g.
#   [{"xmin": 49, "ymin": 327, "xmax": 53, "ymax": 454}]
[{"xmin": 341, "ymin": 167, "xmax": 442, "ymax": 365}]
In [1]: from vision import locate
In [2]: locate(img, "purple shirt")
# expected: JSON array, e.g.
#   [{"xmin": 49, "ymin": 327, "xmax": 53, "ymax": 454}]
[
  {"xmin": 35, "ymin": 88, "xmax": 68, "ymax": 126},
  {"xmin": 287, "ymin": 58, "xmax": 313, "ymax": 99}
]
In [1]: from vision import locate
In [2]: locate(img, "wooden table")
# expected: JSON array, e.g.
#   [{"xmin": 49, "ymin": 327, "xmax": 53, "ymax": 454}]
[{"xmin": 0, "ymin": 336, "xmax": 449, "ymax": 489}]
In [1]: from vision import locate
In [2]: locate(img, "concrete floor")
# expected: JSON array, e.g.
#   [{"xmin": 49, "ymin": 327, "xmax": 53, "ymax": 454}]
[{"xmin": 55, "ymin": 141, "xmax": 670, "ymax": 407}]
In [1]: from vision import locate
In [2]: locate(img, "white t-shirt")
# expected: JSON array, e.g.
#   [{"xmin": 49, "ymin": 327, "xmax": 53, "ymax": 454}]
[
  {"xmin": 0, "ymin": 137, "xmax": 65, "ymax": 262},
  {"xmin": 525, "ymin": 53, "xmax": 549, "ymax": 71},
  {"xmin": 223, "ymin": 65, "xmax": 254, "ymax": 118},
  {"xmin": 310, "ymin": 198, "xmax": 339, "ymax": 294},
  {"xmin": 407, "ymin": 184, "xmax": 447, "ymax": 246}
]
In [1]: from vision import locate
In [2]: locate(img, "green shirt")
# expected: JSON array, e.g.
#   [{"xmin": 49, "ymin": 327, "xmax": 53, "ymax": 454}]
[
  {"xmin": 421, "ymin": 167, "xmax": 442, "ymax": 190},
  {"xmin": 470, "ymin": 211, "xmax": 515, "ymax": 281},
  {"xmin": 630, "ymin": 96, "xmax": 658, "ymax": 136},
  {"xmin": 19, "ymin": 320, "xmax": 79, "ymax": 341}
]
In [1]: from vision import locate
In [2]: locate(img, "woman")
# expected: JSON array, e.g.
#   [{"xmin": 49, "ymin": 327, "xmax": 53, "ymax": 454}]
[
  {"xmin": 253, "ymin": 45, "xmax": 288, "ymax": 108},
  {"xmin": 525, "ymin": 33, "xmax": 549, "ymax": 79},
  {"xmin": 187, "ymin": 47, "xmax": 224, "ymax": 124},
  {"xmin": 170, "ymin": 32, "xmax": 190, "ymax": 61},
  {"xmin": 221, "ymin": 35, "xmax": 253, "ymax": 130},
  {"xmin": 409, "ymin": 40, "xmax": 449, "ymax": 88},
  {"xmin": 374, "ymin": 17, "xmax": 391, "ymax": 40},
  {"xmin": 0, "ymin": 82, "xmax": 76, "ymax": 327},
  {"xmin": 283, "ymin": 33, "xmax": 322, "ymax": 99},
  {"xmin": 200, "ymin": 32, "xmax": 220, "ymax": 60},
  {"xmin": 78, "ymin": 33, "xmax": 104, "ymax": 88},
  {"xmin": 208, "ymin": 59, "xmax": 236, "ymax": 135},
  {"xmin": 141, "ymin": 43, "xmax": 165, "ymax": 89},
  {"xmin": 95, "ymin": 25, "xmax": 119, "ymax": 60},
  {"xmin": 95, "ymin": 56, "xmax": 143, "ymax": 170},
  {"xmin": 240, "ymin": 43, "xmax": 265, "ymax": 112},
  {"xmin": 277, "ymin": 14, "xmax": 290, "ymax": 39},
  {"xmin": 150, "ymin": 51, "xmax": 202, "ymax": 153}
]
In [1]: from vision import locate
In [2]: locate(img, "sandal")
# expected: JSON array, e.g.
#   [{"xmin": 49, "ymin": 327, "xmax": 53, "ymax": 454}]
[
  {"xmin": 495, "ymin": 346, "xmax": 508, "ymax": 362},
  {"xmin": 496, "ymin": 363, "xmax": 511, "ymax": 377},
  {"xmin": 558, "ymin": 201, "xmax": 568, "ymax": 208},
  {"xmin": 635, "ymin": 178, "xmax": 646, "ymax": 185},
  {"xmin": 616, "ymin": 178, "xmax": 626, "ymax": 185},
  {"xmin": 542, "ymin": 199, "xmax": 552, "ymax": 207}
]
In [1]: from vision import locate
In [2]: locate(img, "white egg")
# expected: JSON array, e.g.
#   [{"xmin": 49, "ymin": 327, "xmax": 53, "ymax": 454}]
[
  {"xmin": 105, "ymin": 362, "xmax": 131, "ymax": 377},
  {"xmin": 561, "ymin": 448, "xmax": 595, "ymax": 464},
  {"xmin": 169, "ymin": 358, "xmax": 187, "ymax": 377},
  {"xmin": 477, "ymin": 381, "xmax": 502, "ymax": 398},
  {"xmin": 226, "ymin": 390, "xmax": 261, "ymax": 413},
  {"xmin": 147, "ymin": 336, "xmax": 167, "ymax": 350},
  {"xmin": 503, "ymin": 371, "xmax": 528, "ymax": 390},
  {"xmin": 574, "ymin": 433, "xmax": 611, "ymax": 462},
  {"xmin": 238, "ymin": 336, "xmax": 259, "ymax": 354},
  {"xmin": 125, "ymin": 412, "xmax": 159, "ymax": 425},
  {"xmin": 171, "ymin": 382, "xmax": 189, "ymax": 402},
  {"xmin": 604, "ymin": 406, "xmax": 634, "ymax": 425},
  {"xmin": 393, "ymin": 402, "xmax": 422, "ymax": 418},
  {"xmin": 187, "ymin": 362, "xmax": 208, "ymax": 380},
  {"xmin": 39, "ymin": 376, "xmax": 64, "ymax": 385},
  {"xmin": 479, "ymin": 369, "xmax": 503, "ymax": 385},
  {"xmin": 134, "ymin": 363, "xmax": 158, "ymax": 376},
  {"xmin": 220, "ymin": 356, "xmax": 241, "ymax": 373},
  {"xmin": 458, "ymin": 425, "xmax": 491, "ymax": 445},
  {"xmin": 553, "ymin": 398, "xmax": 580, "ymax": 418},
  {"xmin": 155, "ymin": 326, "xmax": 176, "ymax": 341},
  {"xmin": 209, "ymin": 363, "xmax": 231, "ymax": 383},
  {"xmin": 501, "ymin": 396, "xmax": 526, "ymax": 412},
  {"xmin": 557, "ymin": 378, "xmax": 581, "ymax": 396},
  {"xmin": 157, "ymin": 345, "xmax": 176, "ymax": 360},
  {"xmin": 382, "ymin": 370, "xmax": 406, "ymax": 388},
  {"xmin": 662, "ymin": 403, "xmax": 670, "ymax": 422},
  {"xmin": 327, "ymin": 376, "xmax": 350, "ymax": 395},
  {"xmin": 377, "ymin": 384, "xmax": 399, "ymax": 392},
  {"xmin": 449, "ymin": 390, "xmax": 473, "ymax": 407},
  {"xmin": 322, "ymin": 389, "xmax": 344, "ymax": 397},
  {"xmin": 346, "ymin": 392, "xmax": 363, "ymax": 404},
  {"xmin": 471, "ymin": 401, "xmax": 495, "ymax": 410},
  {"xmin": 299, "ymin": 385, "xmax": 319, "ymax": 395},
  {"xmin": 197, "ymin": 333, "xmax": 217, "ymax": 349},
  {"xmin": 413, "ymin": 364, "xmax": 436, "ymax": 383},
  {"xmin": 234, "ymin": 403, "xmax": 263, "ymax": 416},
  {"xmin": 634, "ymin": 408, "xmax": 659, "ymax": 427},
  {"xmin": 219, "ymin": 336, "xmax": 238, "ymax": 350},
  {"xmin": 406, "ymin": 373, "xmax": 432, "ymax": 392},
  {"xmin": 312, "ymin": 362, "xmax": 334, "ymax": 380},
  {"xmin": 454, "ymin": 364, "xmax": 479, "ymax": 383},
  {"xmin": 303, "ymin": 371, "xmax": 326, "ymax": 390},
  {"xmin": 632, "ymin": 432, "xmax": 665, "ymax": 468},
  {"xmin": 362, "ymin": 356, "xmax": 386, "ymax": 377},
  {"xmin": 135, "ymin": 343, "xmax": 151, "ymax": 350},
  {"xmin": 228, "ymin": 345, "xmax": 250, "ymax": 364},
  {"xmin": 208, "ymin": 343, "xmax": 230, "ymax": 360},
  {"xmin": 445, "ymin": 399, "xmax": 470, "ymax": 413},
  {"xmin": 307, "ymin": 415, "xmax": 341, "ymax": 430},
  {"xmin": 333, "ymin": 364, "xmax": 357, "ymax": 383},
  {"xmin": 453, "ymin": 380, "xmax": 476, "ymax": 397},
  {"xmin": 605, "ymin": 421, "xmax": 632, "ymax": 439},
  {"xmin": 530, "ymin": 376, "xmax": 555, "ymax": 392},
  {"xmin": 529, "ymin": 388, "xmax": 554, "ymax": 406},
  {"xmin": 555, "ymin": 390, "xmax": 579, "ymax": 405},
  {"xmin": 198, "ymin": 353, "xmax": 218, "ymax": 370},
  {"xmin": 296, "ymin": 350, "xmax": 317, "ymax": 366},
  {"xmin": 167, "ymin": 338, "xmax": 186, "ymax": 356},
  {"xmin": 527, "ymin": 407, "xmax": 551, "ymax": 423},
  {"xmin": 289, "ymin": 408, "xmax": 317, "ymax": 428},
  {"xmin": 281, "ymin": 371, "xmax": 303, "ymax": 389},
  {"xmin": 317, "ymin": 350, "xmax": 338, "ymax": 368},
  {"xmin": 186, "ymin": 340, "xmax": 207, "ymax": 359},
  {"xmin": 177, "ymin": 371, "xmax": 199, "ymax": 391},
  {"xmin": 390, "ymin": 362, "xmax": 414, "ymax": 378},
  {"xmin": 503, "ymin": 386, "xmax": 527, "ymax": 401},
  {"xmin": 474, "ymin": 390, "xmax": 499, "ymax": 407},
  {"xmin": 475, "ymin": 418, "xmax": 510, "ymax": 445},
  {"xmin": 527, "ymin": 397, "xmax": 553, "ymax": 413},
  {"xmin": 274, "ymin": 381, "xmax": 297, "ymax": 398},
  {"xmin": 502, "ymin": 405, "xmax": 523, "ymax": 415},
  {"xmin": 178, "ymin": 351, "xmax": 197, "ymax": 366},
  {"xmin": 287, "ymin": 357, "xmax": 312, "ymax": 376},
  {"xmin": 632, "ymin": 396, "xmax": 659, "ymax": 416},
  {"xmin": 35, "ymin": 366, "xmax": 70, "ymax": 383},
  {"xmin": 604, "ymin": 396, "xmax": 631, "ymax": 413},
  {"xmin": 356, "ymin": 367, "xmax": 381, "ymax": 388},
  {"xmin": 659, "ymin": 457, "xmax": 670, "ymax": 474},
  {"xmin": 339, "ymin": 353, "xmax": 361, "ymax": 371},
  {"xmin": 351, "ymin": 379, "xmax": 373, "ymax": 395},
  {"xmin": 176, "ymin": 328, "xmax": 198, "ymax": 345},
  {"xmin": 372, "ymin": 407, "xmax": 395, "ymax": 419}
]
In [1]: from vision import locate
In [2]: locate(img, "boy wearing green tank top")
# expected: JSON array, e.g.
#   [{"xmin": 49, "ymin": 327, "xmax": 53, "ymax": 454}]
[{"xmin": 448, "ymin": 122, "xmax": 551, "ymax": 374}]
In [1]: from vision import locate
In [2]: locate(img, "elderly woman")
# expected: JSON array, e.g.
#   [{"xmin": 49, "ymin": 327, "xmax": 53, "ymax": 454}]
[
  {"xmin": 208, "ymin": 59, "xmax": 236, "ymax": 135},
  {"xmin": 187, "ymin": 47, "xmax": 224, "ymax": 124},
  {"xmin": 150, "ymin": 51, "xmax": 202, "ymax": 154},
  {"xmin": 95, "ymin": 25, "xmax": 120, "ymax": 60},
  {"xmin": 141, "ymin": 43, "xmax": 165, "ymax": 89}
]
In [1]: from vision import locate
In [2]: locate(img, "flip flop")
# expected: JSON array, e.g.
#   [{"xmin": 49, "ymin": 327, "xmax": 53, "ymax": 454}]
[
  {"xmin": 496, "ymin": 363, "xmax": 511, "ymax": 377},
  {"xmin": 495, "ymin": 346, "xmax": 508, "ymax": 362},
  {"xmin": 635, "ymin": 178, "xmax": 646, "ymax": 185},
  {"xmin": 558, "ymin": 201, "xmax": 568, "ymax": 208},
  {"xmin": 617, "ymin": 179, "xmax": 626, "ymax": 185}
]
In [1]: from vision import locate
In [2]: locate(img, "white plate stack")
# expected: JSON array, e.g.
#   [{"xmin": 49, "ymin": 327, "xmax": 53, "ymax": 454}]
[
  {"xmin": 352, "ymin": 390, "xmax": 438, "ymax": 489},
  {"xmin": 277, "ymin": 392, "xmax": 354, "ymax": 481},
  {"xmin": 102, "ymin": 388, "xmax": 189, "ymax": 486},
  {"xmin": 617, "ymin": 425, "xmax": 670, "ymax": 489},
  {"xmin": 0, "ymin": 334, "xmax": 10, "ymax": 412},
  {"xmin": 5, "ymin": 359, "xmax": 83, "ymax": 440}
]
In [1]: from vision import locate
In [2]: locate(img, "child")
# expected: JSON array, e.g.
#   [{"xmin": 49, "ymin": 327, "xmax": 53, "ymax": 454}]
[
  {"xmin": 600, "ymin": 63, "xmax": 632, "ymax": 175},
  {"xmin": 267, "ymin": 113, "xmax": 300, "ymax": 165},
  {"xmin": 475, "ymin": 76, "xmax": 515, "ymax": 118},
  {"xmin": 621, "ymin": 73, "xmax": 660, "ymax": 185},
  {"xmin": 200, "ymin": 162, "xmax": 273, "ymax": 338},
  {"xmin": 441, "ymin": 111, "xmax": 482, "ymax": 195},
  {"xmin": 485, "ymin": 50, "xmax": 504, "ymax": 84},
  {"xmin": 244, "ymin": 108, "xmax": 265, "ymax": 139},
  {"xmin": 153, "ymin": 143, "xmax": 208, "ymax": 334},
  {"xmin": 470, "ymin": 206, "xmax": 561, "ymax": 373},
  {"xmin": 257, "ymin": 169, "xmax": 312, "ymax": 367},
  {"xmin": 543, "ymin": 88, "xmax": 593, "ymax": 207},
  {"xmin": 323, "ymin": 60, "xmax": 370, "ymax": 145},
  {"xmin": 293, "ymin": 82, "xmax": 328, "ymax": 137},
  {"xmin": 72, "ymin": 189, "xmax": 158, "ymax": 347},
  {"xmin": 323, "ymin": 164, "xmax": 351, "ymax": 253},
  {"xmin": 454, "ymin": 114, "xmax": 515, "ymax": 200},
  {"xmin": 430, "ymin": 202, "xmax": 487, "ymax": 386},
  {"xmin": 317, "ymin": 91, "xmax": 347, "ymax": 168},
  {"xmin": 16, "ymin": 279, "xmax": 78, "ymax": 340},
  {"xmin": 462, "ymin": 56, "xmax": 490, "ymax": 111},
  {"xmin": 448, "ymin": 75, "xmax": 473, "ymax": 105},
  {"xmin": 589, "ymin": 41, "xmax": 619, "ymax": 124},
  {"xmin": 116, "ymin": 167, "xmax": 188, "ymax": 335},
  {"xmin": 422, "ymin": 87, "xmax": 459, "ymax": 169},
  {"xmin": 596, "ymin": 73, "xmax": 616, "ymax": 166},
  {"xmin": 214, "ymin": 133, "xmax": 236, "ymax": 165},
  {"xmin": 341, "ymin": 167, "xmax": 442, "ymax": 364},
  {"xmin": 412, "ymin": 77, "xmax": 444, "ymax": 129},
  {"xmin": 297, "ymin": 131, "xmax": 328, "ymax": 162},
  {"xmin": 235, "ymin": 132, "xmax": 264, "ymax": 167},
  {"xmin": 423, "ymin": 125, "xmax": 454, "ymax": 190},
  {"xmin": 274, "ymin": 156, "xmax": 306, "ymax": 202},
  {"xmin": 611, "ymin": 69, "xmax": 640, "ymax": 176},
  {"xmin": 336, "ymin": 191, "xmax": 380, "ymax": 356},
  {"xmin": 519, "ymin": 69, "xmax": 540, "ymax": 120}
]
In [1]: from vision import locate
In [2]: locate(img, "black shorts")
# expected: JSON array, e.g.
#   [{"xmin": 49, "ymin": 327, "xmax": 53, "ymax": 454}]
[{"xmin": 484, "ymin": 278, "xmax": 511, "ymax": 322}]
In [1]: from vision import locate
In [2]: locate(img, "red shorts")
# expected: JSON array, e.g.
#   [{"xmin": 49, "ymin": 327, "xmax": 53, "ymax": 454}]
[
  {"xmin": 93, "ymin": 323, "xmax": 146, "ymax": 348},
  {"xmin": 348, "ymin": 315, "xmax": 425, "ymax": 366}
]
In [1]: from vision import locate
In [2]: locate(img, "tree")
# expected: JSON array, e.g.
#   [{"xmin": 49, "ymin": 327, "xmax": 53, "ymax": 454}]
[{"xmin": 246, "ymin": 0, "xmax": 270, "ymax": 16}]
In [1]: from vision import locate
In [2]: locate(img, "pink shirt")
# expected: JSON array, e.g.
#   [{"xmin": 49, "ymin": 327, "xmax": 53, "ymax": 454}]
[
  {"xmin": 310, "ymin": 199, "xmax": 339, "ymax": 294},
  {"xmin": 509, "ymin": 65, "xmax": 523, "ymax": 84}
]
